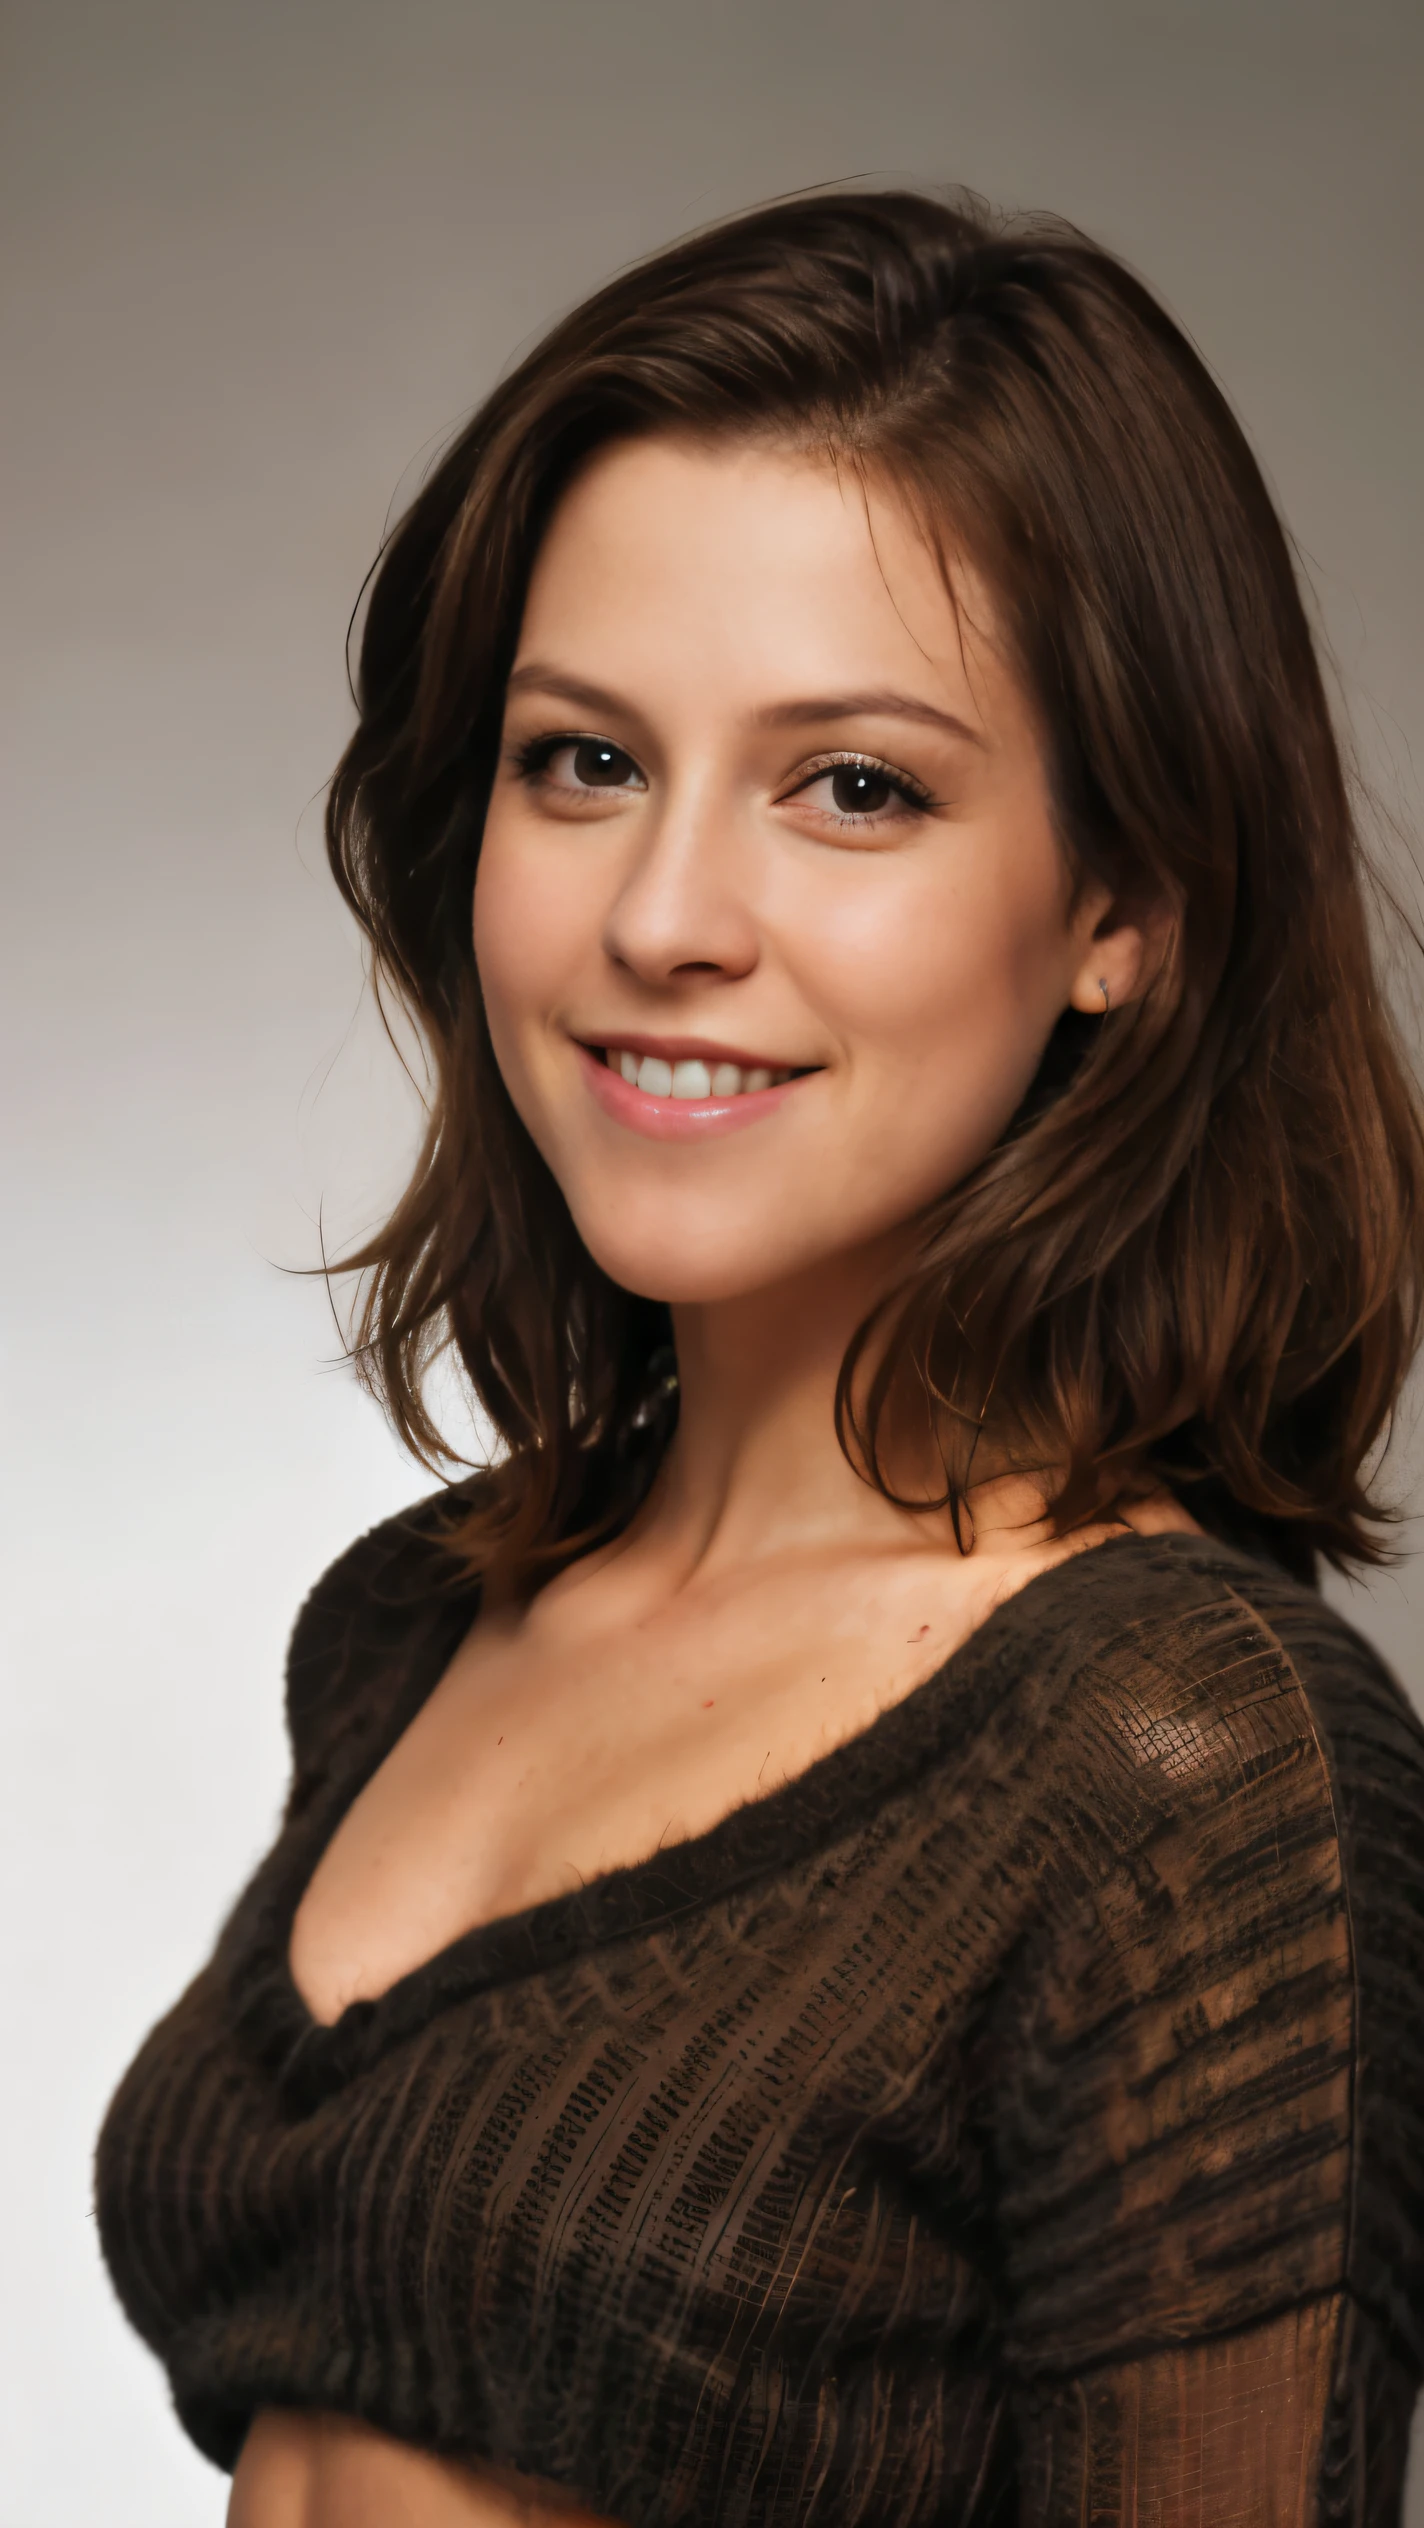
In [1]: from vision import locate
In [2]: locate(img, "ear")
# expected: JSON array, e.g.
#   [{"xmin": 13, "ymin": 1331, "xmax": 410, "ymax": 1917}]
[{"xmin": 1065, "ymin": 887, "xmax": 1167, "ymax": 1017}]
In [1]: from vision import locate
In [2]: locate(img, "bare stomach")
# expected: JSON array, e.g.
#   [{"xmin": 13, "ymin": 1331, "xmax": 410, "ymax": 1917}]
[{"xmin": 227, "ymin": 2411, "xmax": 618, "ymax": 2528}]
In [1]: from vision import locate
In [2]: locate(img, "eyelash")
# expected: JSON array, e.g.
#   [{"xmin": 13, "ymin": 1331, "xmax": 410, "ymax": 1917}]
[
  {"xmin": 509, "ymin": 732, "xmax": 935, "ymax": 822},
  {"xmin": 511, "ymin": 732, "xmax": 616, "ymax": 784},
  {"xmin": 789, "ymin": 749, "xmax": 935, "ymax": 821}
]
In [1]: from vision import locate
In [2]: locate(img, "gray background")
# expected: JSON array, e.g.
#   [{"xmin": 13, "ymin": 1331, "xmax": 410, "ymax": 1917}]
[{"xmin": 3, "ymin": 1, "xmax": 1421, "ymax": 2519}]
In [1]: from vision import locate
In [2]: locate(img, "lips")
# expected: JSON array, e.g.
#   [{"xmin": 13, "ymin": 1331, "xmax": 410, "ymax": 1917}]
[{"xmin": 576, "ymin": 1042, "xmax": 814, "ymax": 1142}]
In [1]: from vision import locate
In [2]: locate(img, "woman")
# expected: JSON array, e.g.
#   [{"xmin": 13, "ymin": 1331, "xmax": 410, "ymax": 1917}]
[{"xmin": 97, "ymin": 190, "xmax": 1424, "ymax": 2524}]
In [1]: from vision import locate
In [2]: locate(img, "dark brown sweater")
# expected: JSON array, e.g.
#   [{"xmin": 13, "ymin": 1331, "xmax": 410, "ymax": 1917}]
[{"xmin": 96, "ymin": 1511, "xmax": 1424, "ymax": 2523}]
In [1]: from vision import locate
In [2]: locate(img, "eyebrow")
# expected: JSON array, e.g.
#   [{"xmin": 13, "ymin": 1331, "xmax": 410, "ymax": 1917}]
[
  {"xmin": 503, "ymin": 665, "xmax": 985, "ymax": 749},
  {"xmin": 504, "ymin": 666, "xmax": 635, "ymax": 717},
  {"xmin": 756, "ymin": 689, "xmax": 985, "ymax": 747}
]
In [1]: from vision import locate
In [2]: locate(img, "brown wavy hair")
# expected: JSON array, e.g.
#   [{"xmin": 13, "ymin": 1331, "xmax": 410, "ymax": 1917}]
[{"xmin": 325, "ymin": 187, "xmax": 1424, "ymax": 1588}]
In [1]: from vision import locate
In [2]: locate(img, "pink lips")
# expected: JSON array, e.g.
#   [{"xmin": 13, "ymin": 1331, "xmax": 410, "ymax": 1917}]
[{"xmin": 577, "ymin": 1044, "xmax": 807, "ymax": 1141}]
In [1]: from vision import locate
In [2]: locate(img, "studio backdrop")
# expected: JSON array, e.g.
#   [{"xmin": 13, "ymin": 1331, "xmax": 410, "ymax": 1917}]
[{"xmin": 4, "ymin": 3, "xmax": 1421, "ymax": 2520}]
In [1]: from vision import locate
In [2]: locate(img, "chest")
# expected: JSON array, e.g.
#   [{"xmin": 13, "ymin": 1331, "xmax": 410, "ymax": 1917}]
[
  {"xmin": 112, "ymin": 1811, "xmax": 1004, "ymax": 2512},
  {"xmin": 287, "ymin": 1550, "xmax": 1013, "ymax": 2030}
]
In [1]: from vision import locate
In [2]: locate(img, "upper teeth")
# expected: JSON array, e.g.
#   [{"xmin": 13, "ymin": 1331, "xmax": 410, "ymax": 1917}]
[{"xmin": 615, "ymin": 1051, "xmax": 788, "ymax": 1098}]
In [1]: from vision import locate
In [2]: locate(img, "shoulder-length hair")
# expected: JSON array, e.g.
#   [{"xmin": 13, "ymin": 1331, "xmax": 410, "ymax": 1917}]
[{"xmin": 326, "ymin": 187, "xmax": 1424, "ymax": 1588}]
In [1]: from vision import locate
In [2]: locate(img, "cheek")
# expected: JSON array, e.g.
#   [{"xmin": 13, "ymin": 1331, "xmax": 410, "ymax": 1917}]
[
  {"xmin": 784, "ymin": 836, "xmax": 1072, "ymax": 1113},
  {"xmin": 472, "ymin": 819, "xmax": 585, "ymax": 1052}
]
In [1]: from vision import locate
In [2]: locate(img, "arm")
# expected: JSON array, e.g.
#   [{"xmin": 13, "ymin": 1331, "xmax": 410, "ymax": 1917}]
[
  {"xmin": 1014, "ymin": 2298, "xmax": 1417, "ymax": 2526},
  {"xmin": 982, "ymin": 1587, "xmax": 1422, "ymax": 2523}
]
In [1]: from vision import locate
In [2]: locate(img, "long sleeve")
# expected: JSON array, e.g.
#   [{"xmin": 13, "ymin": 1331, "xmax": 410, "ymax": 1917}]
[
  {"xmin": 1012, "ymin": 2303, "xmax": 1417, "ymax": 2524},
  {"xmin": 980, "ymin": 1574, "xmax": 1424, "ymax": 2523}
]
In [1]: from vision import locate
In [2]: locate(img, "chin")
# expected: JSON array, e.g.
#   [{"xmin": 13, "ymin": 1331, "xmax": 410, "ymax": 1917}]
[
  {"xmin": 570, "ymin": 1208, "xmax": 814, "ymax": 1308},
  {"xmin": 585, "ymin": 1245, "xmax": 790, "ymax": 1308}
]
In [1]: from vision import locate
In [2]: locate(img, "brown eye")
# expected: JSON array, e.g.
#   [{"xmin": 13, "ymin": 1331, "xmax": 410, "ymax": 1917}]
[
  {"xmin": 829, "ymin": 764, "xmax": 893, "ymax": 814},
  {"xmin": 572, "ymin": 739, "xmax": 637, "ymax": 787}
]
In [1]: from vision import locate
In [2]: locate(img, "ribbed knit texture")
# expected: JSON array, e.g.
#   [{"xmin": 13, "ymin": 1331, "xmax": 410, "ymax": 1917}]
[{"xmin": 96, "ymin": 1516, "xmax": 1424, "ymax": 2523}]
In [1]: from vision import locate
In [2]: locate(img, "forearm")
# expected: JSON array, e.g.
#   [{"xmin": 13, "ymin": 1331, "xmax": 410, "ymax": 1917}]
[{"xmin": 1013, "ymin": 2299, "xmax": 1364, "ymax": 2528}]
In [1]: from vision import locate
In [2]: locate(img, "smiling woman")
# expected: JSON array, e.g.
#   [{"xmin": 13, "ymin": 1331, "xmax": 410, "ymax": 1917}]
[
  {"xmin": 474, "ymin": 437, "xmax": 1121, "ymax": 1306},
  {"xmin": 96, "ymin": 191, "xmax": 1424, "ymax": 2527}
]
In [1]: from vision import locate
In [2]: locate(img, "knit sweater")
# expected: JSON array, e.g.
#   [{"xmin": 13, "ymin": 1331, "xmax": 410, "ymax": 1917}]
[{"xmin": 96, "ymin": 1509, "xmax": 1424, "ymax": 2524}]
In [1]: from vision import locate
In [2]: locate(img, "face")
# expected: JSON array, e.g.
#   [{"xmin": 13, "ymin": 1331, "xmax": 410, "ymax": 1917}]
[{"xmin": 474, "ymin": 436, "xmax": 1139, "ymax": 1307}]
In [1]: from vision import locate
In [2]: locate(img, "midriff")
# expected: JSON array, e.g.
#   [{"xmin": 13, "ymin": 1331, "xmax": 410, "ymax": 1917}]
[{"xmin": 228, "ymin": 2412, "xmax": 617, "ymax": 2528}]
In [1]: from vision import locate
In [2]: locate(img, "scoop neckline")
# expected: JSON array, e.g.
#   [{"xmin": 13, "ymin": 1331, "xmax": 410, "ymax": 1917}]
[{"xmin": 257, "ymin": 1527, "xmax": 1219, "ymax": 2108}]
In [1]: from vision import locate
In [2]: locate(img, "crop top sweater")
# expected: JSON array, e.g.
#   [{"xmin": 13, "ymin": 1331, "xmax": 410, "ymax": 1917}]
[{"xmin": 96, "ymin": 1506, "xmax": 1424, "ymax": 2525}]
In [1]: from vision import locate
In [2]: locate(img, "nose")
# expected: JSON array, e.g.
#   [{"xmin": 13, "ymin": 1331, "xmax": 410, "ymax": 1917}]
[{"xmin": 601, "ymin": 780, "xmax": 760, "ymax": 988}]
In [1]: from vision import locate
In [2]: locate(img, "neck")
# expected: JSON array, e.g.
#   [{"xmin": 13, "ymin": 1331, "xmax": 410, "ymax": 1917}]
[{"xmin": 645, "ymin": 1242, "xmax": 972, "ymax": 1577}]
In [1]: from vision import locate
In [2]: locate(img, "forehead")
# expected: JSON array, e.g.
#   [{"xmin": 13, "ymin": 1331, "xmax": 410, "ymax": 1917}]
[{"xmin": 515, "ymin": 435, "xmax": 1004, "ymax": 722}]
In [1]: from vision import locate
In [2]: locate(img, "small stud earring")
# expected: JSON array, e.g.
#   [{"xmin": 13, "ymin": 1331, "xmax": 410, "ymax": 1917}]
[{"xmin": 1098, "ymin": 978, "xmax": 1111, "ymax": 1016}]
